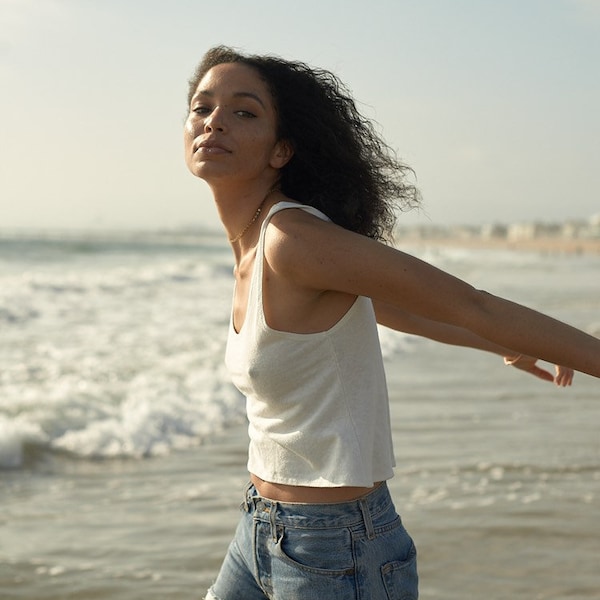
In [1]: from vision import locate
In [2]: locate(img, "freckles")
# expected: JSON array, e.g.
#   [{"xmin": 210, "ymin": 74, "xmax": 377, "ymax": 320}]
[
  {"xmin": 183, "ymin": 120, "xmax": 198, "ymax": 151},
  {"xmin": 248, "ymin": 132, "xmax": 277, "ymax": 155},
  {"xmin": 183, "ymin": 118, "xmax": 196, "ymax": 137}
]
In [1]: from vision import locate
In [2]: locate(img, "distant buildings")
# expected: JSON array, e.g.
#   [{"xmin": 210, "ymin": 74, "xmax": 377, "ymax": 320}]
[{"xmin": 397, "ymin": 214, "xmax": 600, "ymax": 243}]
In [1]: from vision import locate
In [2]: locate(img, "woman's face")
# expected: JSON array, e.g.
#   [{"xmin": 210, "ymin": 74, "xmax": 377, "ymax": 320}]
[{"xmin": 184, "ymin": 62, "xmax": 291, "ymax": 185}]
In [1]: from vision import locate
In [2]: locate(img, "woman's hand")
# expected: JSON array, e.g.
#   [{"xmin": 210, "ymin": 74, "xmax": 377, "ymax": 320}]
[{"xmin": 503, "ymin": 354, "xmax": 574, "ymax": 387}]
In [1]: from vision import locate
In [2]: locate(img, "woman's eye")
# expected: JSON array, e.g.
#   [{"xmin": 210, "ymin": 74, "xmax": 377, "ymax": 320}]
[
  {"xmin": 192, "ymin": 106, "xmax": 211, "ymax": 115},
  {"xmin": 236, "ymin": 110, "xmax": 256, "ymax": 118}
]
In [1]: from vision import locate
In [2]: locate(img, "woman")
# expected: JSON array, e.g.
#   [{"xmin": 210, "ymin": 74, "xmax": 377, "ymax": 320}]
[{"xmin": 184, "ymin": 46, "xmax": 597, "ymax": 600}]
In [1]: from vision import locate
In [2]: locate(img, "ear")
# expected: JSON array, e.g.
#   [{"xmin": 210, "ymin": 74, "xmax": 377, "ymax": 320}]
[{"xmin": 270, "ymin": 139, "xmax": 294, "ymax": 169}]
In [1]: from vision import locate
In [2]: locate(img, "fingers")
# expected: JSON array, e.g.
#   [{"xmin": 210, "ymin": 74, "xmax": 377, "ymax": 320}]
[
  {"xmin": 554, "ymin": 365, "xmax": 574, "ymax": 387},
  {"xmin": 529, "ymin": 366, "xmax": 555, "ymax": 382},
  {"xmin": 504, "ymin": 355, "xmax": 575, "ymax": 387},
  {"xmin": 509, "ymin": 355, "xmax": 554, "ymax": 381}
]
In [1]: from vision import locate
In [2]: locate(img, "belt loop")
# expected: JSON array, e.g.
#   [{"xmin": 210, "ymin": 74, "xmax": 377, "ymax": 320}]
[
  {"xmin": 359, "ymin": 498, "xmax": 375, "ymax": 540},
  {"xmin": 240, "ymin": 481, "xmax": 253, "ymax": 512},
  {"xmin": 270, "ymin": 501, "xmax": 278, "ymax": 541}
]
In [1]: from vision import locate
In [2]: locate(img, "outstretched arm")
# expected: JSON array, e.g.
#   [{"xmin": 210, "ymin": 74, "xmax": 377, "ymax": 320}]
[
  {"xmin": 373, "ymin": 300, "xmax": 574, "ymax": 386},
  {"xmin": 266, "ymin": 211, "xmax": 600, "ymax": 379}
]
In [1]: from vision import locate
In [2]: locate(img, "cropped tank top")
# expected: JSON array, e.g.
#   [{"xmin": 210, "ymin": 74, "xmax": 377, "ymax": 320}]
[{"xmin": 225, "ymin": 202, "xmax": 395, "ymax": 487}]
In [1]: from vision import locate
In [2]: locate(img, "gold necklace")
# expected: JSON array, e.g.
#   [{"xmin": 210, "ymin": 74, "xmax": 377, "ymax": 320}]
[{"xmin": 228, "ymin": 187, "xmax": 278, "ymax": 243}]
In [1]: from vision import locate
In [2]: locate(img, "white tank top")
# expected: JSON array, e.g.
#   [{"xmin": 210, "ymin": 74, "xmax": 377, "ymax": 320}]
[{"xmin": 225, "ymin": 202, "xmax": 395, "ymax": 487}]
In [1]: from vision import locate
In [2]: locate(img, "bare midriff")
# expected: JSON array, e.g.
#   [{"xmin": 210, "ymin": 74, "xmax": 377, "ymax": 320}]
[{"xmin": 250, "ymin": 473, "xmax": 383, "ymax": 503}]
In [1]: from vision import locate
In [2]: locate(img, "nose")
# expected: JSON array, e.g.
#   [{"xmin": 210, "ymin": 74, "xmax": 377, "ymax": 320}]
[{"xmin": 204, "ymin": 106, "xmax": 225, "ymax": 133}]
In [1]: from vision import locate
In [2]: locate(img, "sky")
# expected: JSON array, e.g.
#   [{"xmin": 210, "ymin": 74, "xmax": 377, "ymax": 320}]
[{"xmin": 1, "ymin": 0, "xmax": 599, "ymax": 231}]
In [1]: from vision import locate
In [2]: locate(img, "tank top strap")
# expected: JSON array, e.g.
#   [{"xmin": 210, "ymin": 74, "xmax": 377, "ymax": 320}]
[{"xmin": 250, "ymin": 202, "xmax": 330, "ymax": 298}]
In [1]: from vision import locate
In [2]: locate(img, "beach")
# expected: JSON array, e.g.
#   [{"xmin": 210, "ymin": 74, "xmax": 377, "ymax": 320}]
[
  {"xmin": 1, "ymin": 231, "xmax": 599, "ymax": 599},
  {"xmin": 3, "ymin": 343, "xmax": 599, "ymax": 599}
]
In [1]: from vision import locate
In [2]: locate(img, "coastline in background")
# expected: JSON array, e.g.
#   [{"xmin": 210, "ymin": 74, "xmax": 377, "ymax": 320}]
[
  {"xmin": 3, "ymin": 212, "xmax": 599, "ymax": 255},
  {"xmin": 397, "ymin": 213, "xmax": 600, "ymax": 254}
]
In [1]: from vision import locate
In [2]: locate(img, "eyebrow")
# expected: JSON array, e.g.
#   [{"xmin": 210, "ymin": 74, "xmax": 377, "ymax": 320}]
[{"xmin": 194, "ymin": 89, "xmax": 267, "ymax": 109}]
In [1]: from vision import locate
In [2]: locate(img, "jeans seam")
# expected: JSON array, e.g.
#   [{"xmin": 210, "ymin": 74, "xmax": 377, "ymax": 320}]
[{"xmin": 251, "ymin": 518, "xmax": 260, "ymax": 588}]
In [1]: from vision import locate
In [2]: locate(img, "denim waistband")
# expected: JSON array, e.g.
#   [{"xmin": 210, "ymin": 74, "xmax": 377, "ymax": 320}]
[{"xmin": 241, "ymin": 481, "xmax": 395, "ymax": 540}]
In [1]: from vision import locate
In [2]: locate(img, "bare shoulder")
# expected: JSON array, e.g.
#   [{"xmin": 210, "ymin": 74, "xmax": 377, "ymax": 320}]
[
  {"xmin": 264, "ymin": 205, "xmax": 365, "ymax": 274},
  {"xmin": 262, "ymin": 205, "xmax": 400, "ymax": 295}
]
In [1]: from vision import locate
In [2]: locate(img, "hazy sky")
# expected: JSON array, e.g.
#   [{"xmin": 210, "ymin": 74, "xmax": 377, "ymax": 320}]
[{"xmin": 1, "ymin": 0, "xmax": 599, "ymax": 231}]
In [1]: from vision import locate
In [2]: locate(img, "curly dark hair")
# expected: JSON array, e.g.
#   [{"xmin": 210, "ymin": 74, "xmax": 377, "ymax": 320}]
[{"xmin": 187, "ymin": 46, "xmax": 420, "ymax": 241}]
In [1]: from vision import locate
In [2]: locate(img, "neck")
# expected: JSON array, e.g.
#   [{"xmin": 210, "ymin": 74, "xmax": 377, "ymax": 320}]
[{"xmin": 210, "ymin": 181, "xmax": 280, "ymax": 250}]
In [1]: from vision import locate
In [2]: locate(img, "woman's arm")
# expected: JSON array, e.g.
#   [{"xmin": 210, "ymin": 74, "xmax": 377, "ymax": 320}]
[
  {"xmin": 373, "ymin": 299, "xmax": 574, "ymax": 386},
  {"xmin": 266, "ymin": 211, "xmax": 600, "ymax": 379}
]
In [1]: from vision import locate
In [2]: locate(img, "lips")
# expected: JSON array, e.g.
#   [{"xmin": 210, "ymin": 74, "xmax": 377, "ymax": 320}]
[{"xmin": 194, "ymin": 138, "xmax": 232, "ymax": 154}]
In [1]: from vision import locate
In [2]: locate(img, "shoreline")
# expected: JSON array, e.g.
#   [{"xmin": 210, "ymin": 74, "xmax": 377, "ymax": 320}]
[{"xmin": 398, "ymin": 234, "xmax": 600, "ymax": 255}]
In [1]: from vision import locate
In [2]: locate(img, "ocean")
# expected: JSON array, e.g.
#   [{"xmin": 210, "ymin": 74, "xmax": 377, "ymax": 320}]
[{"xmin": 1, "ymin": 229, "xmax": 599, "ymax": 599}]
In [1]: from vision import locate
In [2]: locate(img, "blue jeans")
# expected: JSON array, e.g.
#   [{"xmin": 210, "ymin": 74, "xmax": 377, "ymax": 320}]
[{"xmin": 205, "ymin": 482, "xmax": 418, "ymax": 600}]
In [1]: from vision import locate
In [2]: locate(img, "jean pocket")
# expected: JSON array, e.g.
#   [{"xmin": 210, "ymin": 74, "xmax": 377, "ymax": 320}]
[
  {"xmin": 381, "ymin": 542, "xmax": 418, "ymax": 600},
  {"xmin": 274, "ymin": 526, "xmax": 355, "ymax": 576}
]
